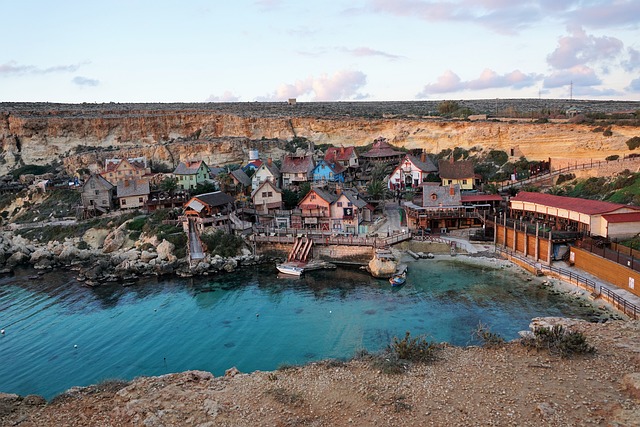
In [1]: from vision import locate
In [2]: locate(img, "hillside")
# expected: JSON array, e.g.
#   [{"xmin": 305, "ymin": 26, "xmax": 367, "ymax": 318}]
[{"xmin": 1, "ymin": 100, "xmax": 639, "ymax": 176}]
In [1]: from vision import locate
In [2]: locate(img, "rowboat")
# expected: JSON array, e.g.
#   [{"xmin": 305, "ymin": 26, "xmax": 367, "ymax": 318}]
[{"xmin": 276, "ymin": 264, "xmax": 304, "ymax": 276}]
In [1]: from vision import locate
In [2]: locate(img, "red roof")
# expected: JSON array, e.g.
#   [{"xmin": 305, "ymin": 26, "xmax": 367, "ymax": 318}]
[
  {"xmin": 325, "ymin": 146, "xmax": 355, "ymax": 163},
  {"xmin": 511, "ymin": 192, "xmax": 640, "ymax": 215},
  {"xmin": 461, "ymin": 194, "xmax": 503, "ymax": 203},
  {"xmin": 602, "ymin": 212, "xmax": 640, "ymax": 223},
  {"xmin": 360, "ymin": 138, "xmax": 404, "ymax": 158}
]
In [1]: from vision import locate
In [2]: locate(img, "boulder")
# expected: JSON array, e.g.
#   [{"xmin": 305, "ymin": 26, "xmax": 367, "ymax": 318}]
[
  {"xmin": 103, "ymin": 228, "xmax": 126, "ymax": 254},
  {"xmin": 156, "ymin": 240, "xmax": 177, "ymax": 263},
  {"xmin": 140, "ymin": 250, "xmax": 157, "ymax": 263},
  {"xmin": 82, "ymin": 228, "xmax": 110, "ymax": 249}
]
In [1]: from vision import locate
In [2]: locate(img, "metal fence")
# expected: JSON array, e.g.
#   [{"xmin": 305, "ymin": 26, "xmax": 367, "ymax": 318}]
[{"xmin": 496, "ymin": 247, "xmax": 638, "ymax": 320}]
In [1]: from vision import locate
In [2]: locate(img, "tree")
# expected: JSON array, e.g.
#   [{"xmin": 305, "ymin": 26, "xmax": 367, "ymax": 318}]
[
  {"xmin": 438, "ymin": 100, "xmax": 460, "ymax": 116},
  {"xmin": 367, "ymin": 180, "xmax": 386, "ymax": 200},
  {"xmin": 159, "ymin": 177, "xmax": 178, "ymax": 195}
]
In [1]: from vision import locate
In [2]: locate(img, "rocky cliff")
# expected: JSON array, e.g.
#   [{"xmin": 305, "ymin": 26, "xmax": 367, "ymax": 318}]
[{"xmin": 1, "ymin": 101, "xmax": 639, "ymax": 175}]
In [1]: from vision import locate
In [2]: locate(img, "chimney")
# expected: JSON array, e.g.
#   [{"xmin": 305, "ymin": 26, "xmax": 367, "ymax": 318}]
[
  {"xmin": 267, "ymin": 157, "xmax": 272, "ymax": 166},
  {"xmin": 336, "ymin": 185, "xmax": 342, "ymax": 196},
  {"xmin": 421, "ymin": 151, "xmax": 426, "ymax": 162},
  {"xmin": 340, "ymin": 146, "xmax": 345, "ymax": 155}
]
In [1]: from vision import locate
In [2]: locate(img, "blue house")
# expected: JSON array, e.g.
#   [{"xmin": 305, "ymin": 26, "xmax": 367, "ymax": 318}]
[{"xmin": 312, "ymin": 160, "xmax": 345, "ymax": 183}]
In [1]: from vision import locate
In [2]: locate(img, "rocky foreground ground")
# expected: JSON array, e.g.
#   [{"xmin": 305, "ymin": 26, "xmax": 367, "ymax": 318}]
[{"xmin": 1, "ymin": 318, "xmax": 638, "ymax": 427}]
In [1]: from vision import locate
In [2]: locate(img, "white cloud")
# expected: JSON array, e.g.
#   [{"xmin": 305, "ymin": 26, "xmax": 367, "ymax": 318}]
[
  {"xmin": 205, "ymin": 91, "xmax": 241, "ymax": 102},
  {"xmin": 416, "ymin": 68, "xmax": 541, "ymax": 97},
  {"xmin": 72, "ymin": 76, "xmax": 99, "ymax": 87},
  {"xmin": 0, "ymin": 61, "xmax": 83, "ymax": 76},
  {"xmin": 258, "ymin": 70, "xmax": 367, "ymax": 101},
  {"xmin": 543, "ymin": 65, "xmax": 602, "ymax": 88},
  {"xmin": 547, "ymin": 26, "xmax": 624, "ymax": 70}
]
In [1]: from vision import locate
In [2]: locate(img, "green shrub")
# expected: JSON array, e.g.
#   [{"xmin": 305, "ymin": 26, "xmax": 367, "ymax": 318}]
[
  {"xmin": 474, "ymin": 322, "xmax": 505, "ymax": 348},
  {"xmin": 200, "ymin": 229, "xmax": 244, "ymax": 257},
  {"xmin": 626, "ymin": 136, "xmax": 640, "ymax": 150},
  {"xmin": 521, "ymin": 325, "xmax": 595, "ymax": 358},
  {"xmin": 126, "ymin": 217, "xmax": 146, "ymax": 231},
  {"xmin": 390, "ymin": 331, "xmax": 439, "ymax": 363},
  {"xmin": 606, "ymin": 155, "xmax": 619, "ymax": 161},
  {"xmin": 488, "ymin": 150, "xmax": 508, "ymax": 166},
  {"xmin": 603, "ymin": 127, "xmax": 613, "ymax": 137}
]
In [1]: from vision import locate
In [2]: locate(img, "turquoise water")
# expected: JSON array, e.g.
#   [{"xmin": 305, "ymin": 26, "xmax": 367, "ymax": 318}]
[{"xmin": 0, "ymin": 259, "xmax": 596, "ymax": 399}]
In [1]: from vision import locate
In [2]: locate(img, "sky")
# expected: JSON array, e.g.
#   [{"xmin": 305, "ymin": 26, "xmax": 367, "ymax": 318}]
[{"xmin": 1, "ymin": 0, "xmax": 639, "ymax": 103}]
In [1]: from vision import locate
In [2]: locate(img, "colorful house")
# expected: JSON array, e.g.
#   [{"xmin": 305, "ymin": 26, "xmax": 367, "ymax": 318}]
[
  {"xmin": 330, "ymin": 189, "xmax": 373, "ymax": 234},
  {"xmin": 252, "ymin": 159, "xmax": 281, "ymax": 189},
  {"xmin": 359, "ymin": 137, "xmax": 405, "ymax": 164},
  {"xmin": 388, "ymin": 153, "xmax": 438, "ymax": 190},
  {"xmin": 312, "ymin": 160, "xmax": 345, "ymax": 183},
  {"xmin": 174, "ymin": 160, "xmax": 210, "ymax": 190},
  {"xmin": 324, "ymin": 146, "xmax": 359, "ymax": 169},
  {"xmin": 438, "ymin": 159, "xmax": 476, "ymax": 190},
  {"xmin": 294, "ymin": 187, "xmax": 336, "ymax": 230},
  {"xmin": 281, "ymin": 154, "xmax": 315, "ymax": 189},
  {"xmin": 101, "ymin": 157, "xmax": 151, "ymax": 185},
  {"xmin": 116, "ymin": 179, "xmax": 150, "ymax": 210},
  {"xmin": 230, "ymin": 168, "xmax": 251, "ymax": 195},
  {"xmin": 80, "ymin": 174, "xmax": 114, "ymax": 213},
  {"xmin": 251, "ymin": 180, "xmax": 283, "ymax": 215}
]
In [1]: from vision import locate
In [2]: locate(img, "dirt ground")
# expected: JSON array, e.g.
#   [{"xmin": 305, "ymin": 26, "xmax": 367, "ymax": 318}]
[{"xmin": 1, "ymin": 318, "xmax": 638, "ymax": 427}]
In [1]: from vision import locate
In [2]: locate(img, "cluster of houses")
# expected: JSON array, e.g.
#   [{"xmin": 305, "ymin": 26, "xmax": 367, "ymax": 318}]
[{"xmin": 78, "ymin": 137, "xmax": 507, "ymax": 236}]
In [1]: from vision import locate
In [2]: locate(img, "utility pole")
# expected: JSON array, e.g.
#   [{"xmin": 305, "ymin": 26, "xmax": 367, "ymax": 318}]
[{"xmin": 570, "ymin": 81, "xmax": 573, "ymax": 101}]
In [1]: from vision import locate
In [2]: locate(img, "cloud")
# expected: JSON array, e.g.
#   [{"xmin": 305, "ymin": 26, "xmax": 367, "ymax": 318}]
[
  {"xmin": 626, "ymin": 77, "xmax": 640, "ymax": 92},
  {"xmin": 565, "ymin": 0, "xmax": 640, "ymax": 29},
  {"xmin": 622, "ymin": 47, "xmax": 640, "ymax": 72},
  {"xmin": 361, "ymin": 1, "xmax": 637, "ymax": 34},
  {"xmin": 543, "ymin": 65, "xmax": 602, "ymax": 89},
  {"xmin": 258, "ymin": 70, "xmax": 367, "ymax": 101},
  {"xmin": 72, "ymin": 76, "xmax": 99, "ymax": 87},
  {"xmin": 341, "ymin": 47, "xmax": 403, "ymax": 60},
  {"xmin": 0, "ymin": 61, "xmax": 82, "ymax": 76},
  {"xmin": 205, "ymin": 91, "xmax": 241, "ymax": 102},
  {"xmin": 416, "ymin": 68, "xmax": 541, "ymax": 97},
  {"xmin": 547, "ymin": 26, "xmax": 624, "ymax": 70}
]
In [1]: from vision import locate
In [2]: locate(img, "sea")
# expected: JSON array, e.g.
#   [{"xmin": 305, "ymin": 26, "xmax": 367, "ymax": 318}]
[{"xmin": 0, "ymin": 257, "xmax": 600, "ymax": 399}]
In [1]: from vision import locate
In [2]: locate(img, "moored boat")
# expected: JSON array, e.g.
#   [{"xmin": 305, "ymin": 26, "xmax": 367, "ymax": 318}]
[
  {"xmin": 276, "ymin": 264, "xmax": 304, "ymax": 276},
  {"xmin": 389, "ymin": 271, "xmax": 406, "ymax": 287}
]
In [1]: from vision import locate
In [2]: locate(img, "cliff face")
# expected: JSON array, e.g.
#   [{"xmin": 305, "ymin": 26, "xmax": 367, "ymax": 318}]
[{"xmin": 1, "ymin": 105, "xmax": 638, "ymax": 175}]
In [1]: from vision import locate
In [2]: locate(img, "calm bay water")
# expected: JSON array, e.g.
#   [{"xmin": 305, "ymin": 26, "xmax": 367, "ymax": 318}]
[{"xmin": 0, "ymin": 258, "xmax": 597, "ymax": 399}]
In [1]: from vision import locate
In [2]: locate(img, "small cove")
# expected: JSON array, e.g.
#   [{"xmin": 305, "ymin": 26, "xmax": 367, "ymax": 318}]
[{"xmin": 0, "ymin": 257, "xmax": 603, "ymax": 399}]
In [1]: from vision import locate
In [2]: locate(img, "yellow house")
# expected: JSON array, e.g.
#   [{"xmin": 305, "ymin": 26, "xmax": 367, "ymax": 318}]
[{"xmin": 438, "ymin": 159, "xmax": 475, "ymax": 190}]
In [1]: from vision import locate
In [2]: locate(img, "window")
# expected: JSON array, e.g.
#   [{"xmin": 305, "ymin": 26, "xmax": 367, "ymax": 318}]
[
  {"xmin": 95, "ymin": 190, "xmax": 99, "ymax": 195},
  {"xmin": 90, "ymin": 182, "xmax": 96, "ymax": 189},
  {"xmin": 121, "ymin": 199, "xmax": 127, "ymax": 206},
  {"xmin": 139, "ymin": 197, "xmax": 143, "ymax": 203},
  {"xmin": 262, "ymin": 192, "xmax": 267, "ymax": 197},
  {"xmin": 267, "ymin": 192, "xmax": 273, "ymax": 197},
  {"xmin": 448, "ymin": 180, "xmax": 452, "ymax": 185},
  {"xmin": 310, "ymin": 194, "xmax": 316, "ymax": 200},
  {"xmin": 462, "ymin": 179, "xmax": 467, "ymax": 184},
  {"xmin": 347, "ymin": 202, "xmax": 352, "ymax": 207},
  {"xmin": 337, "ymin": 202, "xmax": 343, "ymax": 207}
]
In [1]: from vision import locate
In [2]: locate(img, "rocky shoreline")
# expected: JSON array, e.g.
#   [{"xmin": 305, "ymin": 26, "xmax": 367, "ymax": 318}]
[{"xmin": 0, "ymin": 226, "xmax": 274, "ymax": 287}]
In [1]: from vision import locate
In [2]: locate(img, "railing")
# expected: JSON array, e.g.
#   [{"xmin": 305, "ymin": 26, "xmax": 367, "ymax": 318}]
[
  {"xmin": 600, "ymin": 287, "xmax": 639, "ymax": 320},
  {"xmin": 496, "ymin": 247, "xmax": 638, "ymax": 319},
  {"xmin": 251, "ymin": 229, "xmax": 412, "ymax": 248},
  {"xmin": 499, "ymin": 156, "xmax": 640, "ymax": 190},
  {"xmin": 575, "ymin": 239, "xmax": 639, "ymax": 273}
]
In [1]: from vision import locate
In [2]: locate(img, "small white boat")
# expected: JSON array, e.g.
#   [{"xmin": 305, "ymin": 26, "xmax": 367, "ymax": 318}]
[
  {"xmin": 389, "ymin": 271, "xmax": 406, "ymax": 287},
  {"xmin": 276, "ymin": 264, "xmax": 304, "ymax": 276}
]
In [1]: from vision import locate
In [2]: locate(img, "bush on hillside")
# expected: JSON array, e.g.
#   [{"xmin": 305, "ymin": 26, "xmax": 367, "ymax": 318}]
[{"xmin": 626, "ymin": 136, "xmax": 640, "ymax": 150}]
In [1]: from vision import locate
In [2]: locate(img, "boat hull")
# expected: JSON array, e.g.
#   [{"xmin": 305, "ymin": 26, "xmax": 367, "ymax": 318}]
[{"xmin": 276, "ymin": 264, "xmax": 304, "ymax": 276}]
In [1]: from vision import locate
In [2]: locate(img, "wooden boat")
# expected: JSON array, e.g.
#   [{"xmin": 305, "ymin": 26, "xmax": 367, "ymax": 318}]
[
  {"xmin": 276, "ymin": 263, "xmax": 304, "ymax": 276},
  {"xmin": 389, "ymin": 271, "xmax": 406, "ymax": 287}
]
